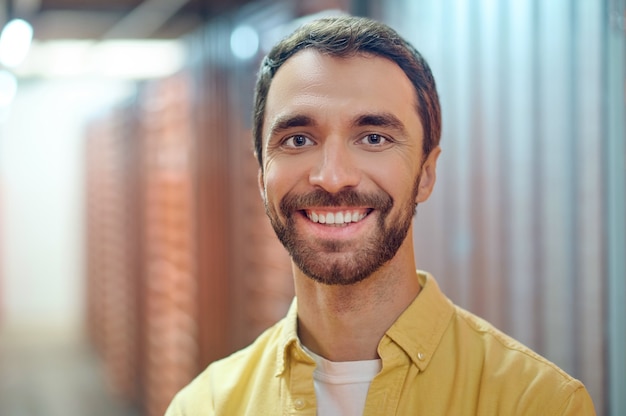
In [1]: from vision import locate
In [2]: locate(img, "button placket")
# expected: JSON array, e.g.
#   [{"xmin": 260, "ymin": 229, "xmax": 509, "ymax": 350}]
[{"xmin": 287, "ymin": 345, "xmax": 316, "ymax": 414}]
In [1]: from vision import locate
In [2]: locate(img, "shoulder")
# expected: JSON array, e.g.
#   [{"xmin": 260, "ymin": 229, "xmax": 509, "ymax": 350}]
[
  {"xmin": 166, "ymin": 318, "xmax": 289, "ymax": 415},
  {"xmin": 452, "ymin": 305, "xmax": 568, "ymax": 378},
  {"xmin": 449, "ymin": 306, "xmax": 595, "ymax": 414}
]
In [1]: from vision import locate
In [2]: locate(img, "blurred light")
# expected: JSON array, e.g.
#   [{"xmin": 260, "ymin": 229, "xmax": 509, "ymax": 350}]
[
  {"xmin": 88, "ymin": 40, "xmax": 186, "ymax": 79},
  {"xmin": 40, "ymin": 40, "xmax": 94, "ymax": 78},
  {"xmin": 14, "ymin": 39, "xmax": 186, "ymax": 79},
  {"xmin": 0, "ymin": 19, "xmax": 33, "ymax": 68},
  {"xmin": 230, "ymin": 25, "xmax": 259, "ymax": 60},
  {"xmin": 0, "ymin": 69, "xmax": 18, "ymax": 107}
]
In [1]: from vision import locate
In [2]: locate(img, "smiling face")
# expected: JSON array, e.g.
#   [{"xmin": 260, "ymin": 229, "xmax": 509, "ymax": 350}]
[{"xmin": 259, "ymin": 50, "xmax": 439, "ymax": 285}]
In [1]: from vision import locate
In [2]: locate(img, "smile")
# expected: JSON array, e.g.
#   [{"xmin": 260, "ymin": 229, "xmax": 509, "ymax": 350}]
[{"xmin": 305, "ymin": 209, "xmax": 370, "ymax": 226}]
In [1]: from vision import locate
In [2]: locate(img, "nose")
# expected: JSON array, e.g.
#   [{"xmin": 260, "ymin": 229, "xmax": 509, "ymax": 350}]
[{"xmin": 308, "ymin": 140, "xmax": 361, "ymax": 193}]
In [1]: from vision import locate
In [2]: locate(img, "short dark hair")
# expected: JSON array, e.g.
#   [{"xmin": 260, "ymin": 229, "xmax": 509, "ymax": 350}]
[{"xmin": 252, "ymin": 16, "xmax": 441, "ymax": 169}]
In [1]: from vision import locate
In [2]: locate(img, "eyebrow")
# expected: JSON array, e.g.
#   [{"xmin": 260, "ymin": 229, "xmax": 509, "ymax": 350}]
[
  {"xmin": 352, "ymin": 112, "xmax": 407, "ymax": 134},
  {"xmin": 268, "ymin": 114, "xmax": 316, "ymax": 138}
]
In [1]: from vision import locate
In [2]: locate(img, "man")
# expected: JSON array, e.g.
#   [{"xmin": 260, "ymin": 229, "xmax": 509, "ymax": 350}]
[{"xmin": 166, "ymin": 16, "xmax": 595, "ymax": 415}]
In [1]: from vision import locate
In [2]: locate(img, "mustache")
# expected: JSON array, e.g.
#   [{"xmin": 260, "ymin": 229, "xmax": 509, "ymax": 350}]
[{"xmin": 279, "ymin": 188, "xmax": 393, "ymax": 216}]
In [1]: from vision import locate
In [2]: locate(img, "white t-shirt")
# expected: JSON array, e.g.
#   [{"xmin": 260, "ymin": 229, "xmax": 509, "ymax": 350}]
[{"xmin": 303, "ymin": 346, "xmax": 382, "ymax": 416}]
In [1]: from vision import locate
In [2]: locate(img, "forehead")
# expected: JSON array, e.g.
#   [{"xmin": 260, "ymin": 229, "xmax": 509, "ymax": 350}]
[{"xmin": 263, "ymin": 49, "xmax": 420, "ymax": 138}]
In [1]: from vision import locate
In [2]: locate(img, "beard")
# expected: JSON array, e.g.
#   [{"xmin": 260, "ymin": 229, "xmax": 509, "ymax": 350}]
[{"xmin": 264, "ymin": 176, "xmax": 420, "ymax": 286}]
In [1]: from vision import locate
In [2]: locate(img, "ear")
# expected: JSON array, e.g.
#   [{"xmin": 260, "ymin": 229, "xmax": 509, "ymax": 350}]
[
  {"xmin": 415, "ymin": 146, "xmax": 441, "ymax": 203},
  {"xmin": 257, "ymin": 168, "xmax": 266, "ymax": 203}
]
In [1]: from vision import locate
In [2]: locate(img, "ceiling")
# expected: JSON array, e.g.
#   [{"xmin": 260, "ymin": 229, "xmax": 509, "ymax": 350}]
[
  {"xmin": 3, "ymin": 0, "xmax": 351, "ymax": 79},
  {"xmin": 2, "ymin": 0, "xmax": 260, "ymax": 40}
]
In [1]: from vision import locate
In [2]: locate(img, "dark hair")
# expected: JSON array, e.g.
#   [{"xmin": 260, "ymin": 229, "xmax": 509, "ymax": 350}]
[{"xmin": 252, "ymin": 15, "xmax": 441, "ymax": 169}]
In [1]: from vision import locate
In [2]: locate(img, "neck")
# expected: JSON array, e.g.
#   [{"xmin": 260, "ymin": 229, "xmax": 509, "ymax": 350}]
[{"xmin": 294, "ymin": 249, "xmax": 420, "ymax": 362}]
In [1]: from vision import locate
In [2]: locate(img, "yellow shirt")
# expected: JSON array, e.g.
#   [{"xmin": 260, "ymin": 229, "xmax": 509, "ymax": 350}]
[{"xmin": 166, "ymin": 272, "xmax": 596, "ymax": 415}]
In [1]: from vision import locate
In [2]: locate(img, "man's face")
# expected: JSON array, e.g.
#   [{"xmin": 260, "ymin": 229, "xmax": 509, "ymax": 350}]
[{"xmin": 259, "ymin": 50, "xmax": 438, "ymax": 285}]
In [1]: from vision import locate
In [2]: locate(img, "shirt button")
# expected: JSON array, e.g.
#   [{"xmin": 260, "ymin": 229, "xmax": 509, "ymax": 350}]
[
  {"xmin": 417, "ymin": 352, "xmax": 425, "ymax": 361},
  {"xmin": 294, "ymin": 398, "xmax": 306, "ymax": 410}
]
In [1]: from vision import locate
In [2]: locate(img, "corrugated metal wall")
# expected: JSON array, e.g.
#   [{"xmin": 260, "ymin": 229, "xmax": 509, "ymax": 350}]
[{"xmin": 382, "ymin": 1, "xmax": 625, "ymax": 414}]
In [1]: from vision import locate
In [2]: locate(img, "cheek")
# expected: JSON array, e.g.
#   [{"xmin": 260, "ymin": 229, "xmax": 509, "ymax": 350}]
[
  {"xmin": 264, "ymin": 153, "xmax": 314, "ymax": 186},
  {"xmin": 363, "ymin": 157, "xmax": 418, "ymax": 198},
  {"xmin": 263, "ymin": 158, "xmax": 299, "ymax": 205}
]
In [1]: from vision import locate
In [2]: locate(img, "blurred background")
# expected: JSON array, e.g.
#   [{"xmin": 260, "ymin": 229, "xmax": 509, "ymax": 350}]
[{"xmin": 0, "ymin": 0, "xmax": 623, "ymax": 415}]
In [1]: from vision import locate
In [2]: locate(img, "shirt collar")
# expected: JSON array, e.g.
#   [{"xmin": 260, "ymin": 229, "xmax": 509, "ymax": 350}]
[
  {"xmin": 275, "ymin": 298, "xmax": 302, "ymax": 377},
  {"xmin": 275, "ymin": 271, "xmax": 454, "ymax": 375},
  {"xmin": 383, "ymin": 271, "xmax": 454, "ymax": 372}
]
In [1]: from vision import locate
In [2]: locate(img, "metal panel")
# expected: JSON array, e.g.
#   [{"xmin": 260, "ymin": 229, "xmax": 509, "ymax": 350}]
[{"xmin": 606, "ymin": 1, "xmax": 626, "ymax": 414}]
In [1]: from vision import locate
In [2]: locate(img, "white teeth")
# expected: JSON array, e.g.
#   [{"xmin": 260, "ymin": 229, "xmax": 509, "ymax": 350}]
[{"xmin": 306, "ymin": 210, "xmax": 367, "ymax": 225}]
